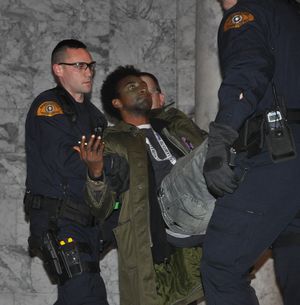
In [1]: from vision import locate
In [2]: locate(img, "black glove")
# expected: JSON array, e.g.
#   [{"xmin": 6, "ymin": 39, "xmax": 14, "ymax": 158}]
[
  {"xmin": 203, "ymin": 122, "xmax": 239, "ymax": 197},
  {"xmin": 104, "ymin": 154, "xmax": 130, "ymax": 194}
]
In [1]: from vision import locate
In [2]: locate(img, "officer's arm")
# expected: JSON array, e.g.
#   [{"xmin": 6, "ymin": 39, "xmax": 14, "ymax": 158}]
[
  {"xmin": 216, "ymin": 8, "xmax": 275, "ymax": 130},
  {"xmin": 35, "ymin": 106, "xmax": 87, "ymax": 178},
  {"xmin": 204, "ymin": 8, "xmax": 274, "ymax": 197}
]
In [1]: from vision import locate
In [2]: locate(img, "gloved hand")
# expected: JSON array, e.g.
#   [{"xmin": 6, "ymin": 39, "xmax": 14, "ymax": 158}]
[
  {"xmin": 203, "ymin": 122, "xmax": 239, "ymax": 197},
  {"xmin": 104, "ymin": 154, "xmax": 130, "ymax": 194}
]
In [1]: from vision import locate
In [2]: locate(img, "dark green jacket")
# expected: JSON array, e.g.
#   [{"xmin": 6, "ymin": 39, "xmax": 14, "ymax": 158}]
[{"xmin": 85, "ymin": 108, "xmax": 207, "ymax": 305}]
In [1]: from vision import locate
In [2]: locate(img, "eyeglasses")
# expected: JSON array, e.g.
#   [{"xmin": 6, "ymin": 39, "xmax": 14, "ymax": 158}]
[{"xmin": 58, "ymin": 61, "xmax": 96, "ymax": 72}]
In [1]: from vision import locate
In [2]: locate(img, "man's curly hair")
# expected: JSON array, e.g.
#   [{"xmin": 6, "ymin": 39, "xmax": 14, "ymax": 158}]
[{"xmin": 100, "ymin": 65, "xmax": 141, "ymax": 121}]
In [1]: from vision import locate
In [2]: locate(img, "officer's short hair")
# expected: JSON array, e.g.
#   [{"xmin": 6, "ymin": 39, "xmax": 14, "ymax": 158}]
[
  {"xmin": 101, "ymin": 65, "xmax": 141, "ymax": 121},
  {"xmin": 51, "ymin": 39, "xmax": 87, "ymax": 65},
  {"xmin": 139, "ymin": 72, "xmax": 162, "ymax": 94}
]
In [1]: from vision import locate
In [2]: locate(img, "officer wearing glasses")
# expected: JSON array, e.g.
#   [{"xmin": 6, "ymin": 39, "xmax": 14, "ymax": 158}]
[{"xmin": 24, "ymin": 39, "xmax": 108, "ymax": 305}]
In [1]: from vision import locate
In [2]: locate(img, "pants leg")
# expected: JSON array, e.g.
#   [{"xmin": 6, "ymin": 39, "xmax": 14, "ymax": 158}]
[
  {"xmin": 28, "ymin": 211, "xmax": 108, "ymax": 305},
  {"xmin": 273, "ymin": 214, "xmax": 300, "ymax": 305},
  {"xmin": 54, "ymin": 220, "xmax": 108, "ymax": 305},
  {"xmin": 201, "ymin": 202, "xmax": 261, "ymax": 305},
  {"xmin": 55, "ymin": 273, "xmax": 108, "ymax": 305},
  {"xmin": 201, "ymin": 153, "xmax": 300, "ymax": 305}
]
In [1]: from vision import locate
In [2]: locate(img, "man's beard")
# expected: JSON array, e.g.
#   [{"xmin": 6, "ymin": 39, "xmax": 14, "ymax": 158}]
[{"xmin": 128, "ymin": 96, "xmax": 152, "ymax": 116}]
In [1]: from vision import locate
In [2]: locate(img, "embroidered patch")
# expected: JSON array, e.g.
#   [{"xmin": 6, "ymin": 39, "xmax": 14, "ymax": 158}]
[
  {"xmin": 36, "ymin": 101, "xmax": 64, "ymax": 117},
  {"xmin": 224, "ymin": 11, "xmax": 255, "ymax": 32}
]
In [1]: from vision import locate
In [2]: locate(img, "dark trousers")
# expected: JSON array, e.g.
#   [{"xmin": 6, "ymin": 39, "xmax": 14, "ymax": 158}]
[
  {"xmin": 201, "ymin": 150, "xmax": 300, "ymax": 305},
  {"xmin": 55, "ymin": 273, "xmax": 107, "ymax": 305},
  {"xmin": 29, "ymin": 211, "xmax": 108, "ymax": 305},
  {"xmin": 273, "ymin": 216, "xmax": 300, "ymax": 305}
]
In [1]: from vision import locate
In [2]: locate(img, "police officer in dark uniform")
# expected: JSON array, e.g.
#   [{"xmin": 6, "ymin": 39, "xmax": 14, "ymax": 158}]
[
  {"xmin": 24, "ymin": 39, "xmax": 108, "ymax": 305},
  {"xmin": 202, "ymin": 1, "xmax": 300, "ymax": 304}
]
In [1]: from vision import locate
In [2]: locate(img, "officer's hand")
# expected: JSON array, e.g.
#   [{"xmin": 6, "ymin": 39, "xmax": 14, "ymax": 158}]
[
  {"xmin": 104, "ymin": 154, "xmax": 130, "ymax": 194},
  {"xmin": 203, "ymin": 122, "xmax": 239, "ymax": 197},
  {"xmin": 73, "ymin": 135, "xmax": 105, "ymax": 179}
]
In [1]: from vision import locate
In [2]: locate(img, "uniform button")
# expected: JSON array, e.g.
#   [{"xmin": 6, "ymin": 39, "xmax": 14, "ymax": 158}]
[{"xmin": 137, "ymin": 184, "xmax": 143, "ymax": 190}]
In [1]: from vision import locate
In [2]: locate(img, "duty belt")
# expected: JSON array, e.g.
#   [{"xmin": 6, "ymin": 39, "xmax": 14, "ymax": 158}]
[
  {"xmin": 24, "ymin": 192, "xmax": 95, "ymax": 227},
  {"xmin": 234, "ymin": 109, "xmax": 300, "ymax": 156}
]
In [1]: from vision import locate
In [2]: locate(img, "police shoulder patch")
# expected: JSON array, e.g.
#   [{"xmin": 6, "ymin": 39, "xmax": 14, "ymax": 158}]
[
  {"xmin": 36, "ymin": 101, "xmax": 64, "ymax": 117},
  {"xmin": 223, "ymin": 11, "xmax": 255, "ymax": 32}
]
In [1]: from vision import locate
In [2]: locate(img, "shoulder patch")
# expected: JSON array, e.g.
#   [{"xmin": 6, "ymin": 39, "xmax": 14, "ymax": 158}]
[
  {"xmin": 224, "ymin": 11, "xmax": 255, "ymax": 32},
  {"xmin": 36, "ymin": 101, "xmax": 64, "ymax": 117}
]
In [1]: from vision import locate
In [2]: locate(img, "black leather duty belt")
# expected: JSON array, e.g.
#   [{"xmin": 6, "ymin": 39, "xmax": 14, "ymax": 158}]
[{"xmin": 24, "ymin": 193, "xmax": 95, "ymax": 227}]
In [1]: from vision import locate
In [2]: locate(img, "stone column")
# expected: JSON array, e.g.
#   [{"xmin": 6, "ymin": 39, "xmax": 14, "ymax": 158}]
[{"xmin": 195, "ymin": 0, "xmax": 222, "ymax": 130}]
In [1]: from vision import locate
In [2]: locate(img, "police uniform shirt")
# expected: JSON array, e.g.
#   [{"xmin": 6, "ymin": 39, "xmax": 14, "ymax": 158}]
[
  {"xmin": 215, "ymin": 0, "xmax": 300, "ymax": 131},
  {"xmin": 25, "ymin": 86, "xmax": 107, "ymax": 202}
]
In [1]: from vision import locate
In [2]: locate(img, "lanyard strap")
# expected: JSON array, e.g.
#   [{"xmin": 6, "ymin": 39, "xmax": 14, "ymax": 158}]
[{"xmin": 145, "ymin": 129, "xmax": 177, "ymax": 165}]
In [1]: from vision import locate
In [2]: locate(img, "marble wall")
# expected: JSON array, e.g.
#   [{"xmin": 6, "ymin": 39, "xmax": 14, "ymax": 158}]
[{"xmin": 0, "ymin": 0, "xmax": 282, "ymax": 304}]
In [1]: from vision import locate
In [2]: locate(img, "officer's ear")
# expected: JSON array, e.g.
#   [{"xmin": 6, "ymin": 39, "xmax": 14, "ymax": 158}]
[
  {"xmin": 52, "ymin": 64, "xmax": 63, "ymax": 78},
  {"xmin": 112, "ymin": 98, "xmax": 122, "ymax": 110},
  {"xmin": 159, "ymin": 93, "xmax": 165, "ymax": 108}
]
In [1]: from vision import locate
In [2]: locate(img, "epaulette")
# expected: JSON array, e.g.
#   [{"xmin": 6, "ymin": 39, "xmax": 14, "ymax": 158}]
[{"xmin": 36, "ymin": 101, "xmax": 64, "ymax": 117}]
